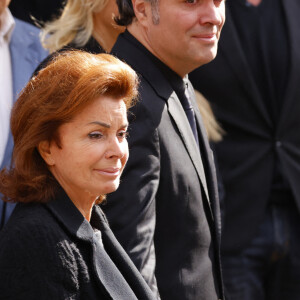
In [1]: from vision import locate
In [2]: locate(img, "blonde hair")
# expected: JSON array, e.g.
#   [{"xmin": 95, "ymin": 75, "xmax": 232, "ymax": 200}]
[
  {"xmin": 195, "ymin": 90, "xmax": 224, "ymax": 142},
  {"xmin": 41, "ymin": 0, "xmax": 108, "ymax": 53}
]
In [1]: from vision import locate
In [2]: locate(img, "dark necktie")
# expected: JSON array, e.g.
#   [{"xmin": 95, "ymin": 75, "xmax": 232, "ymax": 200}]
[
  {"xmin": 181, "ymin": 78, "xmax": 200, "ymax": 146},
  {"xmin": 179, "ymin": 78, "xmax": 208, "ymax": 192}
]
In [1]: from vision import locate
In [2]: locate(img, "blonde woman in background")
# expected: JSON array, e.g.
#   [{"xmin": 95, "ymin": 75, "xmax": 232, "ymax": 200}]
[{"xmin": 41, "ymin": 0, "xmax": 123, "ymax": 54}]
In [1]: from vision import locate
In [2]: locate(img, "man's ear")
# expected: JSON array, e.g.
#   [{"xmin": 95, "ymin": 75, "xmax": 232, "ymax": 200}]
[
  {"xmin": 38, "ymin": 140, "xmax": 55, "ymax": 166},
  {"xmin": 132, "ymin": 0, "xmax": 152, "ymax": 26}
]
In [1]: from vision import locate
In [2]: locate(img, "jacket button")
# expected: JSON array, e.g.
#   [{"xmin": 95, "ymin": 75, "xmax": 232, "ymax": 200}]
[{"xmin": 276, "ymin": 141, "xmax": 282, "ymax": 148}]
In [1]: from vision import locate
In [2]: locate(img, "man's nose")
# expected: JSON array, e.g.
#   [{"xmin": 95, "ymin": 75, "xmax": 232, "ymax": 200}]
[{"xmin": 198, "ymin": 1, "xmax": 224, "ymax": 26}]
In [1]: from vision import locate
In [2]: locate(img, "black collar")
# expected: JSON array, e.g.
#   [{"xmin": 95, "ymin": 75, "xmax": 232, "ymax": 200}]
[
  {"xmin": 45, "ymin": 187, "xmax": 107, "ymax": 242},
  {"xmin": 122, "ymin": 30, "xmax": 186, "ymax": 97}
]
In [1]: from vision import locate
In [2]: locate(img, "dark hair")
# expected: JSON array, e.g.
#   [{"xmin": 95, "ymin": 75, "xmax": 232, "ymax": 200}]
[
  {"xmin": 115, "ymin": 0, "xmax": 160, "ymax": 26},
  {"xmin": 0, "ymin": 51, "xmax": 138, "ymax": 204},
  {"xmin": 115, "ymin": 0, "xmax": 136, "ymax": 26}
]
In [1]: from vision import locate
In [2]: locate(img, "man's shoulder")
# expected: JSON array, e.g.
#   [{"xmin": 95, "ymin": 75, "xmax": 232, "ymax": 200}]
[
  {"xmin": 113, "ymin": 33, "xmax": 172, "ymax": 96},
  {"xmin": 12, "ymin": 17, "xmax": 40, "ymax": 41},
  {"xmin": 14, "ymin": 17, "xmax": 39, "ymax": 32},
  {"xmin": 11, "ymin": 17, "xmax": 47, "ymax": 57}
]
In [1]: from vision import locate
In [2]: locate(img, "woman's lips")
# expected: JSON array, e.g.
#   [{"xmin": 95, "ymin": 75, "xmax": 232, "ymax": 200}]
[{"xmin": 94, "ymin": 168, "xmax": 121, "ymax": 176}]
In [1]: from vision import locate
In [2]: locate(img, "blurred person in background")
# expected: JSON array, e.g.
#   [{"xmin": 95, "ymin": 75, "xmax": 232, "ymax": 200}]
[
  {"xmin": 190, "ymin": 0, "xmax": 300, "ymax": 299},
  {"xmin": 41, "ymin": 0, "xmax": 124, "ymax": 54},
  {"xmin": 0, "ymin": 51, "xmax": 156, "ymax": 300},
  {"xmin": 0, "ymin": 0, "xmax": 47, "ymax": 229}
]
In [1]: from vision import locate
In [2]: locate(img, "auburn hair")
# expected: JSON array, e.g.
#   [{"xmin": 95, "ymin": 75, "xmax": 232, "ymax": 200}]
[{"xmin": 0, "ymin": 51, "xmax": 138, "ymax": 204}]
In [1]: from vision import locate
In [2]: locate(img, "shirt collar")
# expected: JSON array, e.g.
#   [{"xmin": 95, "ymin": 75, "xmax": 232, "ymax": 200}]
[{"xmin": 0, "ymin": 8, "xmax": 15, "ymax": 44}]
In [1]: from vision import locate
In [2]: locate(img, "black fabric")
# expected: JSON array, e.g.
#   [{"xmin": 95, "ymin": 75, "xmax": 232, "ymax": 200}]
[
  {"xmin": 231, "ymin": 0, "xmax": 289, "ymax": 121},
  {"xmin": 181, "ymin": 79, "xmax": 200, "ymax": 146},
  {"xmin": 34, "ymin": 36, "xmax": 105, "ymax": 75},
  {"xmin": 9, "ymin": 0, "xmax": 64, "ymax": 25},
  {"xmin": 101, "ymin": 31, "xmax": 224, "ymax": 300},
  {"xmin": 189, "ymin": 0, "xmax": 300, "ymax": 253},
  {"xmin": 0, "ymin": 188, "xmax": 156, "ymax": 300},
  {"xmin": 123, "ymin": 32, "xmax": 200, "ymax": 144},
  {"xmin": 230, "ymin": 0, "xmax": 290, "ymax": 199}
]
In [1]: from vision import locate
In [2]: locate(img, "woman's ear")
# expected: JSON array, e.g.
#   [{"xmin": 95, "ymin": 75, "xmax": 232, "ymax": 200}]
[{"xmin": 38, "ymin": 140, "xmax": 55, "ymax": 166}]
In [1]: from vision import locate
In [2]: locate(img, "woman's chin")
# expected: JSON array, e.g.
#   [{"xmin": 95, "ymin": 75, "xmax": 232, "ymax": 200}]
[{"xmin": 99, "ymin": 182, "xmax": 120, "ymax": 195}]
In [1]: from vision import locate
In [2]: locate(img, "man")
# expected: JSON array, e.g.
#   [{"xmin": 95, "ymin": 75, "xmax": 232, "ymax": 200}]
[
  {"xmin": 190, "ymin": 0, "xmax": 300, "ymax": 299},
  {"xmin": 101, "ymin": 0, "xmax": 226, "ymax": 299},
  {"xmin": 0, "ymin": 0, "xmax": 47, "ymax": 228}
]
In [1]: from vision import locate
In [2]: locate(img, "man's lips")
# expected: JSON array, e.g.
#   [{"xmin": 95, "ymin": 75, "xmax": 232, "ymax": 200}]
[{"xmin": 192, "ymin": 33, "xmax": 217, "ymax": 42}]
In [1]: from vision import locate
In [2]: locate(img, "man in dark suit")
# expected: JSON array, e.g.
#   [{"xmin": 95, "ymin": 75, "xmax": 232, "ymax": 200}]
[
  {"xmin": 190, "ymin": 0, "xmax": 300, "ymax": 299},
  {"xmin": 101, "ymin": 0, "xmax": 226, "ymax": 299}
]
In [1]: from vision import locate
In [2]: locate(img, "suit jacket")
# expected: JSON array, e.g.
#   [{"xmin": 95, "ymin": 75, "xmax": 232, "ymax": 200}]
[
  {"xmin": 189, "ymin": 0, "xmax": 300, "ymax": 253},
  {"xmin": 0, "ymin": 17, "xmax": 48, "ymax": 227},
  {"xmin": 101, "ymin": 32, "xmax": 224, "ymax": 300},
  {"xmin": 0, "ymin": 188, "xmax": 155, "ymax": 300}
]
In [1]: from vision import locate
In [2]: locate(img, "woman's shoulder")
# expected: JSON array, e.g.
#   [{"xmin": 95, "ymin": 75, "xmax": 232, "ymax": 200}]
[
  {"xmin": 3, "ymin": 202, "xmax": 55, "ymax": 228},
  {"xmin": 0, "ymin": 202, "xmax": 66, "ymax": 251},
  {"xmin": 0, "ymin": 202, "xmax": 89, "ymax": 298}
]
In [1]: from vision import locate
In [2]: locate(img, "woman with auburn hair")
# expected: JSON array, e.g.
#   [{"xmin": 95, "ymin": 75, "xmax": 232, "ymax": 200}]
[
  {"xmin": 41, "ymin": 0, "xmax": 123, "ymax": 53},
  {"xmin": 0, "ymin": 51, "xmax": 155, "ymax": 300}
]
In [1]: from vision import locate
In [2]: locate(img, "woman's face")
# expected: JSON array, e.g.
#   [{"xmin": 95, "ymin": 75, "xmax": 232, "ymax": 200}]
[{"xmin": 44, "ymin": 96, "xmax": 129, "ymax": 201}]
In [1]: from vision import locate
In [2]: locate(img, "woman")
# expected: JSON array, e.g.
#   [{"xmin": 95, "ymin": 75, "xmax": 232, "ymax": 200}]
[
  {"xmin": 41, "ymin": 0, "xmax": 123, "ymax": 53},
  {"xmin": 0, "ymin": 51, "xmax": 155, "ymax": 300}
]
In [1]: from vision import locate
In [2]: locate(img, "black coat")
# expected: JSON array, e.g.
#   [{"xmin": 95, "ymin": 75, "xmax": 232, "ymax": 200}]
[
  {"xmin": 34, "ymin": 36, "xmax": 104, "ymax": 75},
  {"xmin": 101, "ymin": 31, "xmax": 224, "ymax": 300},
  {"xmin": 0, "ymin": 189, "xmax": 155, "ymax": 300},
  {"xmin": 189, "ymin": 0, "xmax": 300, "ymax": 253}
]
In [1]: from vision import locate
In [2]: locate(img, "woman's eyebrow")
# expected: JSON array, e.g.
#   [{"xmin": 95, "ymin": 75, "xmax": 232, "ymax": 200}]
[{"xmin": 88, "ymin": 121, "xmax": 111, "ymax": 128}]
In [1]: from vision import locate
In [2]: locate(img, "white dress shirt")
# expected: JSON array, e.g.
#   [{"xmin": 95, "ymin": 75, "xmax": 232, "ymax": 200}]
[{"xmin": 0, "ymin": 9, "xmax": 15, "ymax": 165}]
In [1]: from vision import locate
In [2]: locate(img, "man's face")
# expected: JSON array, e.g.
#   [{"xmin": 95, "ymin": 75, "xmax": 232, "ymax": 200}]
[
  {"xmin": 0, "ymin": 0, "xmax": 10, "ymax": 16},
  {"xmin": 142, "ymin": 0, "xmax": 225, "ymax": 77}
]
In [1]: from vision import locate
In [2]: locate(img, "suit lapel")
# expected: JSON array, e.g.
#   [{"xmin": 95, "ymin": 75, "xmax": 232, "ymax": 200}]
[
  {"xmin": 277, "ymin": 0, "xmax": 300, "ymax": 128},
  {"xmin": 193, "ymin": 91, "xmax": 221, "ymax": 229},
  {"xmin": 219, "ymin": 7, "xmax": 272, "ymax": 127},
  {"xmin": 167, "ymin": 92, "xmax": 210, "ymax": 201}
]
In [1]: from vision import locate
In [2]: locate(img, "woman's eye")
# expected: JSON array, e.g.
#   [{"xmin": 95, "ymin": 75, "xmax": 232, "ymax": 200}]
[
  {"xmin": 88, "ymin": 131, "xmax": 103, "ymax": 139},
  {"xmin": 186, "ymin": 0, "xmax": 196, "ymax": 4},
  {"xmin": 118, "ymin": 131, "xmax": 129, "ymax": 139}
]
